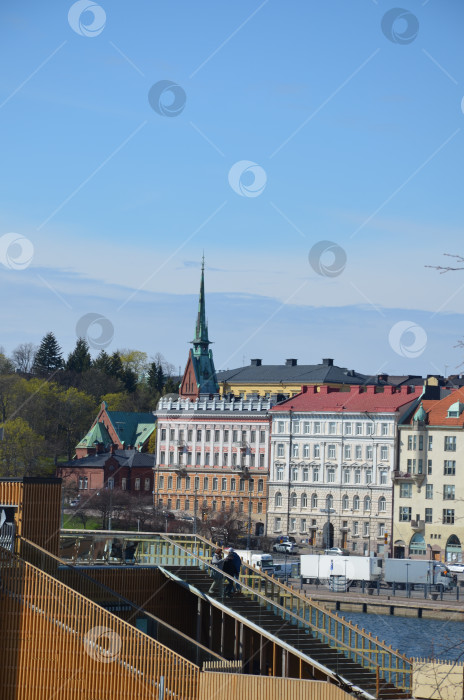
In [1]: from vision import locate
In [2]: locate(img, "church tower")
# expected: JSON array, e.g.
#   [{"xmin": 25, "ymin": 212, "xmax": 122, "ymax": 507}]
[{"xmin": 179, "ymin": 258, "xmax": 219, "ymax": 398}]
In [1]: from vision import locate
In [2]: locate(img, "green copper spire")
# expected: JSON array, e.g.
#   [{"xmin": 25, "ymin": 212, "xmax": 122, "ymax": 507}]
[
  {"xmin": 193, "ymin": 254, "xmax": 210, "ymax": 347},
  {"xmin": 190, "ymin": 257, "xmax": 219, "ymax": 395}
]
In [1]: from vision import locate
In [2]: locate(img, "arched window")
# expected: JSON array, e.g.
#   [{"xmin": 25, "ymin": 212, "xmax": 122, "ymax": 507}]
[
  {"xmin": 378, "ymin": 496, "xmax": 386, "ymax": 512},
  {"xmin": 311, "ymin": 493, "xmax": 318, "ymax": 508},
  {"xmin": 342, "ymin": 494, "xmax": 349, "ymax": 510},
  {"xmin": 364, "ymin": 496, "xmax": 371, "ymax": 512},
  {"xmin": 326, "ymin": 494, "xmax": 333, "ymax": 509},
  {"xmin": 353, "ymin": 495, "xmax": 360, "ymax": 510},
  {"xmin": 301, "ymin": 492, "xmax": 308, "ymax": 508},
  {"xmin": 409, "ymin": 533, "xmax": 426, "ymax": 556},
  {"xmin": 446, "ymin": 534, "xmax": 462, "ymax": 563},
  {"xmin": 275, "ymin": 492, "xmax": 282, "ymax": 507},
  {"xmin": 291, "ymin": 492, "xmax": 297, "ymax": 507}
]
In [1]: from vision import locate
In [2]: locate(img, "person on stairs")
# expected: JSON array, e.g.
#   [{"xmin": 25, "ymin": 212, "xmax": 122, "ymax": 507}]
[{"xmin": 208, "ymin": 548, "xmax": 225, "ymax": 596}]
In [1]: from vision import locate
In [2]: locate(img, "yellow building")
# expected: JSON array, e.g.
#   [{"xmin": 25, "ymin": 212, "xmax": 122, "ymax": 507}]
[
  {"xmin": 393, "ymin": 386, "xmax": 464, "ymax": 562},
  {"xmin": 217, "ymin": 357, "xmax": 418, "ymax": 399}
]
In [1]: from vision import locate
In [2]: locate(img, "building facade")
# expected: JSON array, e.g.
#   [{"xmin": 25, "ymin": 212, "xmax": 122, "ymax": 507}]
[
  {"xmin": 58, "ymin": 446, "xmax": 156, "ymax": 496},
  {"xmin": 155, "ymin": 395, "xmax": 272, "ymax": 534},
  {"xmin": 268, "ymin": 384, "xmax": 422, "ymax": 554},
  {"xmin": 216, "ymin": 357, "xmax": 391, "ymax": 400},
  {"xmin": 394, "ymin": 386, "xmax": 464, "ymax": 562}
]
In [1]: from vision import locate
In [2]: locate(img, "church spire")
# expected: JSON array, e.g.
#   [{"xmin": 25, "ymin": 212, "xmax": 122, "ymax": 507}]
[
  {"xmin": 193, "ymin": 254, "xmax": 210, "ymax": 348},
  {"xmin": 180, "ymin": 256, "xmax": 219, "ymax": 398}
]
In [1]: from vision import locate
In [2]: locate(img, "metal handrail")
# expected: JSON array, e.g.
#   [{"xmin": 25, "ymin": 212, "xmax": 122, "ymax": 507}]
[
  {"xmin": 18, "ymin": 536, "xmax": 225, "ymax": 667},
  {"xmin": 152, "ymin": 533, "xmax": 412, "ymax": 693},
  {"xmin": 59, "ymin": 530, "xmax": 413, "ymax": 693}
]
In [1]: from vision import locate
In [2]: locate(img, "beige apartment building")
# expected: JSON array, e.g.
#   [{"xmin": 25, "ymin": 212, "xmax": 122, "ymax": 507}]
[{"xmin": 394, "ymin": 386, "xmax": 464, "ymax": 562}]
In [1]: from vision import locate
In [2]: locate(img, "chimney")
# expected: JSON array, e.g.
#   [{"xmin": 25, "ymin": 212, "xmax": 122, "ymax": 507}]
[
  {"xmin": 110, "ymin": 444, "xmax": 116, "ymax": 455},
  {"xmin": 250, "ymin": 359, "xmax": 262, "ymax": 366},
  {"xmin": 322, "ymin": 358, "xmax": 333, "ymax": 366},
  {"xmin": 285, "ymin": 359, "xmax": 298, "ymax": 366}
]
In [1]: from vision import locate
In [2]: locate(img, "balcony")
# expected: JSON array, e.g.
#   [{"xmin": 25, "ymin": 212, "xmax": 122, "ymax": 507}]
[
  {"xmin": 391, "ymin": 471, "xmax": 413, "ymax": 482},
  {"xmin": 411, "ymin": 519, "xmax": 425, "ymax": 531}
]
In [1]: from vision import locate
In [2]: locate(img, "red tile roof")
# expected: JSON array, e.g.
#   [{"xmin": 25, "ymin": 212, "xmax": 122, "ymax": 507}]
[
  {"xmin": 271, "ymin": 384, "xmax": 423, "ymax": 414},
  {"xmin": 405, "ymin": 386, "xmax": 464, "ymax": 426}
]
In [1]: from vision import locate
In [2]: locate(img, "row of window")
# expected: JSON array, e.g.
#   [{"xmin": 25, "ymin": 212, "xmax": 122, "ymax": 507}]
[
  {"xmin": 273, "ymin": 516, "xmax": 386, "ymax": 537},
  {"xmin": 273, "ymin": 492, "xmax": 387, "ymax": 512},
  {"xmin": 399, "ymin": 507, "xmax": 455, "ymax": 524},
  {"xmin": 157, "ymin": 475, "xmax": 265, "ymax": 493},
  {"xmin": 275, "ymin": 443, "xmax": 390, "ymax": 460},
  {"xmin": 275, "ymin": 420, "xmax": 390, "ymax": 436},
  {"xmin": 159, "ymin": 452, "xmax": 266, "ymax": 467},
  {"xmin": 78, "ymin": 477, "xmax": 151, "ymax": 491},
  {"xmin": 399, "ymin": 483, "xmax": 455, "ymax": 500},
  {"xmin": 274, "ymin": 465, "xmax": 389, "ymax": 485},
  {"xmin": 157, "ymin": 497, "xmax": 263, "ymax": 514},
  {"xmin": 405, "ymin": 459, "xmax": 457, "ymax": 476},
  {"xmin": 160, "ymin": 428, "xmax": 266, "ymax": 443},
  {"xmin": 399, "ymin": 506, "xmax": 454, "ymax": 525},
  {"xmin": 407, "ymin": 435, "xmax": 457, "ymax": 451}
]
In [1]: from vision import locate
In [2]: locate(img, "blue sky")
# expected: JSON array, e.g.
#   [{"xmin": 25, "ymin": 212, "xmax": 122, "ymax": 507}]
[{"xmin": 1, "ymin": 1, "xmax": 464, "ymax": 377}]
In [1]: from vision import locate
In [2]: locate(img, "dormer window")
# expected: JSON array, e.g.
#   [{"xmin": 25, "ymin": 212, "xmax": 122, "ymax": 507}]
[{"xmin": 447, "ymin": 401, "xmax": 464, "ymax": 418}]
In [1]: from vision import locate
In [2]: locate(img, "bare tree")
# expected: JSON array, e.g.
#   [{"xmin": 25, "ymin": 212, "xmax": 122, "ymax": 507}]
[{"xmin": 12, "ymin": 342, "xmax": 37, "ymax": 373}]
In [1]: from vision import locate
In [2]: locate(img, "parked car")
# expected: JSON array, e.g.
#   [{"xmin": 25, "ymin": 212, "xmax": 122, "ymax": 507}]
[
  {"xmin": 448, "ymin": 563, "xmax": 464, "ymax": 574},
  {"xmin": 274, "ymin": 536, "xmax": 296, "ymax": 544},
  {"xmin": 273, "ymin": 541, "xmax": 298, "ymax": 554},
  {"xmin": 69, "ymin": 497, "xmax": 80, "ymax": 507},
  {"xmin": 324, "ymin": 547, "xmax": 349, "ymax": 556}
]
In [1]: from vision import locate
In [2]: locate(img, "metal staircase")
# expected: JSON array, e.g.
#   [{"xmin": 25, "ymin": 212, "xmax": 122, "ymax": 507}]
[
  {"xmin": 59, "ymin": 529, "xmax": 413, "ymax": 699},
  {"xmin": 162, "ymin": 564, "xmax": 409, "ymax": 700}
]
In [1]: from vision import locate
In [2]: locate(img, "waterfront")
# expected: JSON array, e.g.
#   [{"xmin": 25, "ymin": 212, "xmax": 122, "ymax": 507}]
[{"xmin": 335, "ymin": 609, "xmax": 464, "ymax": 661}]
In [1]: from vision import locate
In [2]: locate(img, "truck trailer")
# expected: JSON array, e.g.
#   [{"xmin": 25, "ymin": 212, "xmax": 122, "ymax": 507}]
[
  {"xmin": 300, "ymin": 554, "xmax": 381, "ymax": 587},
  {"xmin": 383, "ymin": 559, "xmax": 453, "ymax": 591},
  {"xmin": 232, "ymin": 550, "xmax": 275, "ymax": 575}
]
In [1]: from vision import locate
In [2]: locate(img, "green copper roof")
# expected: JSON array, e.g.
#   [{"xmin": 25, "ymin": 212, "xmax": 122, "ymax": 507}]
[
  {"xmin": 76, "ymin": 420, "xmax": 112, "ymax": 448},
  {"xmin": 190, "ymin": 257, "xmax": 219, "ymax": 395},
  {"xmin": 106, "ymin": 411, "xmax": 156, "ymax": 449},
  {"xmin": 193, "ymin": 255, "xmax": 210, "ymax": 346}
]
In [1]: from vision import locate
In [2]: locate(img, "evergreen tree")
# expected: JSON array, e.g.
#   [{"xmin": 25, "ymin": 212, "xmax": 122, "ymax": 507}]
[
  {"xmin": 147, "ymin": 361, "xmax": 164, "ymax": 393},
  {"xmin": 66, "ymin": 338, "xmax": 91, "ymax": 373},
  {"xmin": 121, "ymin": 368, "xmax": 137, "ymax": 393},
  {"xmin": 92, "ymin": 350, "xmax": 112, "ymax": 374},
  {"xmin": 108, "ymin": 352, "xmax": 124, "ymax": 379},
  {"xmin": 32, "ymin": 332, "xmax": 63, "ymax": 376}
]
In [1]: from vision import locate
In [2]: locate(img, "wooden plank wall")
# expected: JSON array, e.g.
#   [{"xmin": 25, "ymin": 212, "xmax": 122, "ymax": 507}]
[
  {"xmin": 21, "ymin": 479, "xmax": 62, "ymax": 555},
  {"xmin": 0, "ymin": 550, "xmax": 199, "ymax": 700},
  {"xmin": 0, "ymin": 479, "xmax": 62, "ymax": 556},
  {"xmin": 198, "ymin": 671, "xmax": 353, "ymax": 700}
]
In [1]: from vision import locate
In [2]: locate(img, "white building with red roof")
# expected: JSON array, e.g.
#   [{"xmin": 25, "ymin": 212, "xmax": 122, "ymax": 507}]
[{"xmin": 268, "ymin": 384, "xmax": 422, "ymax": 554}]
